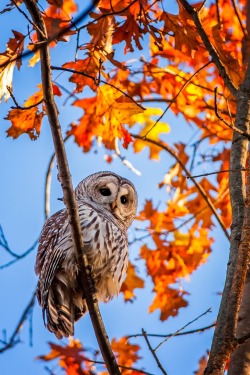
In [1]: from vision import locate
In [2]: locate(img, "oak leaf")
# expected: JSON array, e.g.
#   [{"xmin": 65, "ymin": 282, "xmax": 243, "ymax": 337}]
[
  {"xmin": 0, "ymin": 30, "xmax": 25, "ymax": 101},
  {"xmin": 70, "ymin": 85, "xmax": 144, "ymax": 151},
  {"xmin": 5, "ymin": 84, "xmax": 44, "ymax": 139},
  {"xmin": 120, "ymin": 262, "xmax": 145, "ymax": 301}
]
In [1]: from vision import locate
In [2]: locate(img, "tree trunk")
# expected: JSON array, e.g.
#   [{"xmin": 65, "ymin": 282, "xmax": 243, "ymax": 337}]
[{"xmin": 228, "ymin": 268, "xmax": 250, "ymax": 374}]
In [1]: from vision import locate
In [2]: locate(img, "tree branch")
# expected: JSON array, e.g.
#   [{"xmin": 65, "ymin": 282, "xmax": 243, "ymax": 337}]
[
  {"xmin": 131, "ymin": 134, "xmax": 230, "ymax": 240},
  {"xmin": 23, "ymin": 1, "xmax": 121, "ymax": 374},
  {"xmin": 154, "ymin": 308, "xmax": 212, "ymax": 352},
  {"xmin": 50, "ymin": 65, "xmax": 145, "ymax": 110},
  {"xmin": 144, "ymin": 61, "xmax": 212, "ymax": 137},
  {"xmin": 0, "ymin": 291, "xmax": 36, "ymax": 353},
  {"xmin": 142, "ymin": 329, "xmax": 168, "ymax": 375},
  {"xmin": 205, "ymin": 52, "xmax": 250, "ymax": 375},
  {"xmin": 178, "ymin": 0, "xmax": 238, "ymax": 97},
  {"xmin": 126, "ymin": 323, "xmax": 215, "ymax": 339}
]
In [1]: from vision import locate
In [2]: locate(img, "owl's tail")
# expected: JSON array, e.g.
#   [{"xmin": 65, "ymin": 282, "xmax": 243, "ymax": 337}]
[{"xmin": 43, "ymin": 278, "xmax": 87, "ymax": 339}]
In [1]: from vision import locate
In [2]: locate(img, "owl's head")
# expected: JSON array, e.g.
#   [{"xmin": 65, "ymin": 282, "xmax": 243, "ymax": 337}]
[{"xmin": 75, "ymin": 171, "xmax": 138, "ymax": 228}]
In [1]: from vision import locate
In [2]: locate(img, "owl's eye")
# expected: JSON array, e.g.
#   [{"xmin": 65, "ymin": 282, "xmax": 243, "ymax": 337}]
[
  {"xmin": 100, "ymin": 187, "xmax": 111, "ymax": 196},
  {"xmin": 120, "ymin": 195, "xmax": 128, "ymax": 204}
]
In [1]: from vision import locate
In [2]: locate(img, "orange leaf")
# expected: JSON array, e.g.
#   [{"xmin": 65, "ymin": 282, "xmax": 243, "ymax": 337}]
[
  {"xmin": 0, "ymin": 30, "xmax": 25, "ymax": 101},
  {"xmin": 149, "ymin": 283, "xmax": 189, "ymax": 320},
  {"xmin": 120, "ymin": 262, "xmax": 144, "ymax": 301},
  {"xmin": 52, "ymin": 84, "xmax": 62, "ymax": 96},
  {"xmin": 111, "ymin": 337, "xmax": 141, "ymax": 367},
  {"xmin": 5, "ymin": 108, "xmax": 44, "ymax": 140}
]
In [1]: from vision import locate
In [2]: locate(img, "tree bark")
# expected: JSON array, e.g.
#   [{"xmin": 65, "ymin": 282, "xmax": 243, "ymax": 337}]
[
  {"xmin": 205, "ymin": 65, "xmax": 250, "ymax": 375},
  {"xmin": 228, "ymin": 269, "xmax": 250, "ymax": 375}
]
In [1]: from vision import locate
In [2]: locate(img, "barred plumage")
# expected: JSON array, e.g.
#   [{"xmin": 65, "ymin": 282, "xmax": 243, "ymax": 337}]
[{"xmin": 35, "ymin": 171, "xmax": 137, "ymax": 339}]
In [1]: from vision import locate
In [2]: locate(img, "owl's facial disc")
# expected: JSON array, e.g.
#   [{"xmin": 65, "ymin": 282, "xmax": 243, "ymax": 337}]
[{"xmin": 111, "ymin": 185, "xmax": 137, "ymax": 227}]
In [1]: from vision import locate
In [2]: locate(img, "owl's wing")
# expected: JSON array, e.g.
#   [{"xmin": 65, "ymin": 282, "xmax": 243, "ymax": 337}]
[{"xmin": 36, "ymin": 209, "xmax": 68, "ymax": 306}]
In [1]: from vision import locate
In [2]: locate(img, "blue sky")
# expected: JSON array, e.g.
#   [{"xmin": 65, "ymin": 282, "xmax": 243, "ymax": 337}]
[{"xmin": 0, "ymin": 1, "xmax": 230, "ymax": 374}]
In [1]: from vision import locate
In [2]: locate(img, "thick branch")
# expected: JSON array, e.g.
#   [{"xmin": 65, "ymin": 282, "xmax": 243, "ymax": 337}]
[
  {"xmin": 179, "ymin": 0, "xmax": 238, "ymax": 97},
  {"xmin": 205, "ymin": 60, "xmax": 250, "ymax": 375},
  {"xmin": 131, "ymin": 134, "xmax": 230, "ymax": 240},
  {"xmin": 23, "ymin": 1, "xmax": 120, "ymax": 374}
]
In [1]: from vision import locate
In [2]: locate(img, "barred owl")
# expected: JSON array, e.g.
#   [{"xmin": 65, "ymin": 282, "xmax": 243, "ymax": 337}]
[{"xmin": 35, "ymin": 171, "xmax": 137, "ymax": 339}]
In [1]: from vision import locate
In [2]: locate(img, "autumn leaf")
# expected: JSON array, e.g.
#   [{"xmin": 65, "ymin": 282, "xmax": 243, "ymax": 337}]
[
  {"xmin": 69, "ymin": 85, "xmax": 144, "ymax": 151},
  {"xmin": 133, "ymin": 108, "xmax": 170, "ymax": 159},
  {"xmin": 5, "ymin": 84, "xmax": 44, "ymax": 139},
  {"xmin": 111, "ymin": 337, "xmax": 141, "ymax": 367},
  {"xmin": 149, "ymin": 282, "xmax": 189, "ymax": 320},
  {"xmin": 194, "ymin": 351, "xmax": 209, "ymax": 375},
  {"xmin": 0, "ymin": 30, "xmax": 25, "ymax": 102},
  {"xmin": 120, "ymin": 262, "xmax": 145, "ymax": 301},
  {"xmin": 37, "ymin": 338, "xmax": 97, "ymax": 375}
]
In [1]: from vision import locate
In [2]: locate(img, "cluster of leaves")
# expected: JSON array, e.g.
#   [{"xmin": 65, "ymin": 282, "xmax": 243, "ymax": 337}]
[
  {"xmin": 0, "ymin": 0, "xmax": 247, "ymax": 371},
  {"xmin": 37, "ymin": 338, "xmax": 142, "ymax": 375}
]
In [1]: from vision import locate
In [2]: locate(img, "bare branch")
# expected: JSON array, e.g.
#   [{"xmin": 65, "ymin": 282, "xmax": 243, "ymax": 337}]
[
  {"xmin": 144, "ymin": 61, "xmax": 212, "ymax": 137},
  {"xmin": 12, "ymin": 0, "xmax": 46, "ymax": 38},
  {"xmin": 126, "ymin": 323, "xmax": 215, "ymax": 339},
  {"xmin": 50, "ymin": 65, "xmax": 145, "ymax": 110},
  {"xmin": 23, "ymin": 1, "xmax": 120, "ymax": 373},
  {"xmin": 131, "ymin": 133, "xmax": 230, "ymax": 240},
  {"xmin": 114, "ymin": 138, "xmax": 142, "ymax": 176},
  {"xmin": 178, "ymin": 0, "xmax": 238, "ymax": 97},
  {"xmin": 230, "ymin": 0, "xmax": 246, "ymax": 37},
  {"xmin": 0, "ymin": 225, "xmax": 37, "ymax": 269},
  {"xmin": 187, "ymin": 169, "xmax": 247, "ymax": 179},
  {"xmin": 0, "ymin": 291, "xmax": 36, "ymax": 353},
  {"xmin": 0, "ymin": 0, "xmax": 100, "ymax": 69},
  {"xmin": 7, "ymin": 86, "xmax": 44, "ymax": 110},
  {"xmin": 154, "ymin": 308, "xmax": 212, "ymax": 351},
  {"xmin": 44, "ymin": 135, "xmax": 70, "ymax": 220},
  {"xmin": 142, "ymin": 329, "xmax": 168, "ymax": 375},
  {"xmin": 214, "ymin": 87, "xmax": 250, "ymax": 140}
]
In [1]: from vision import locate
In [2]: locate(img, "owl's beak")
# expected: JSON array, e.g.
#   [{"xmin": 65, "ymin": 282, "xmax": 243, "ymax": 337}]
[{"xmin": 110, "ymin": 202, "xmax": 116, "ymax": 211}]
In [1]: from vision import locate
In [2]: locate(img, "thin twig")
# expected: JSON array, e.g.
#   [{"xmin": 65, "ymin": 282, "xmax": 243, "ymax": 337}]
[
  {"xmin": 12, "ymin": 0, "xmax": 46, "ymax": 38},
  {"xmin": 131, "ymin": 133, "xmax": 230, "ymax": 240},
  {"xmin": 114, "ymin": 138, "xmax": 142, "ymax": 176},
  {"xmin": 0, "ymin": 291, "xmax": 36, "ymax": 353},
  {"xmin": 51, "ymin": 66, "xmax": 145, "ymax": 110},
  {"xmin": 230, "ymin": 0, "xmax": 246, "ymax": 37},
  {"xmin": 144, "ymin": 61, "xmax": 212, "ymax": 137},
  {"xmin": 214, "ymin": 87, "xmax": 250, "ymax": 139},
  {"xmin": 77, "ymin": 0, "xmax": 138, "ymax": 31},
  {"xmin": 187, "ymin": 168, "xmax": 247, "ymax": 179},
  {"xmin": 126, "ymin": 323, "xmax": 215, "ymax": 339},
  {"xmin": 142, "ymin": 329, "xmax": 168, "ymax": 375},
  {"xmin": 215, "ymin": 0, "xmax": 221, "ymax": 26},
  {"xmin": 45, "ymin": 135, "xmax": 70, "ymax": 220},
  {"xmin": 0, "ymin": 0, "xmax": 100, "ymax": 70},
  {"xmin": 179, "ymin": 0, "xmax": 238, "ymax": 97},
  {"xmin": 154, "ymin": 308, "xmax": 212, "ymax": 351},
  {"xmin": 0, "ymin": 225, "xmax": 38, "ymax": 269},
  {"xmin": 7, "ymin": 86, "xmax": 44, "ymax": 110}
]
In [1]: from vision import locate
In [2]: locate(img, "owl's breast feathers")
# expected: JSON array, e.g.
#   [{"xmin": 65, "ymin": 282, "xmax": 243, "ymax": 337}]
[{"xmin": 35, "ymin": 199, "xmax": 128, "ymax": 338}]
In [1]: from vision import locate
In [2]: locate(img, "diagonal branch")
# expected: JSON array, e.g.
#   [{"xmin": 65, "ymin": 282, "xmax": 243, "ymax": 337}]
[
  {"xmin": 126, "ymin": 323, "xmax": 215, "ymax": 339},
  {"xmin": 51, "ymin": 65, "xmax": 145, "ymax": 110},
  {"xmin": 178, "ymin": 0, "xmax": 238, "ymax": 97},
  {"xmin": 142, "ymin": 329, "xmax": 168, "ymax": 375},
  {"xmin": 23, "ymin": 1, "xmax": 121, "ymax": 374},
  {"xmin": 0, "ymin": 291, "xmax": 36, "ymax": 353},
  {"xmin": 131, "ymin": 133, "xmax": 230, "ymax": 240},
  {"xmin": 144, "ymin": 61, "xmax": 212, "ymax": 137}
]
